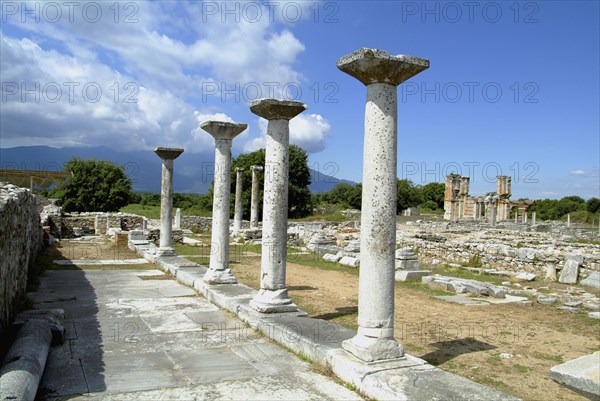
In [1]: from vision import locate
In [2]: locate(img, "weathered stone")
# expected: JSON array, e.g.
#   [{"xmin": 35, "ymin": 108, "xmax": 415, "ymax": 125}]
[
  {"xmin": 339, "ymin": 256, "xmax": 360, "ymax": 268},
  {"xmin": 0, "ymin": 183, "xmax": 43, "ymax": 337},
  {"xmin": 537, "ymin": 297, "xmax": 558, "ymax": 305},
  {"xmin": 557, "ymin": 306, "xmax": 579, "ymax": 313},
  {"xmin": 588, "ymin": 312, "xmax": 600, "ymax": 319},
  {"xmin": 581, "ymin": 272, "xmax": 600, "ymax": 289},
  {"xmin": 154, "ymin": 147, "xmax": 184, "ymax": 256},
  {"xmin": 250, "ymin": 165, "xmax": 263, "ymax": 229},
  {"xmin": 248, "ymin": 99, "xmax": 306, "ymax": 313},
  {"xmin": 201, "ymin": 121, "xmax": 247, "ymax": 284},
  {"xmin": 545, "ymin": 264, "xmax": 558, "ymax": 281},
  {"xmin": 233, "ymin": 167, "xmax": 244, "ymax": 236},
  {"xmin": 559, "ymin": 259, "xmax": 580, "ymax": 284},
  {"xmin": 515, "ymin": 272, "xmax": 536, "ymax": 281},
  {"xmin": 550, "ymin": 351, "xmax": 600, "ymax": 399},
  {"xmin": 338, "ymin": 48, "xmax": 429, "ymax": 362}
]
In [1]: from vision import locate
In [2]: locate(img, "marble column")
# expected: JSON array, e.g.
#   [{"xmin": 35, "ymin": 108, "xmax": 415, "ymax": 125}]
[
  {"xmin": 524, "ymin": 212, "xmax": 528, "ymax": 224},
  {"xmin": 567, "ymin": 213, "xmax": 571, "ymax": 227},
  {"xmin": 233, "ymin": 167, "xmax": 245, "ymax": 235},
  {"xmin": 337, "ymin": 48, "xmax": 429, "ymax": 362},
  {"xmin": 154, "ymin": 147, "xmax": 184, "ymax": 256},
  {"xmin": 532, "ymin": 211, "xmax": 536, "ymax": 225},
  {"xmin": 250, "ymin": 165, "xmax": 264, "ymax": 228},
  {"xmin": 202, "ymin": 121, "xmax": 247, "ymax": 284},
  {"xmin": 248, "ymin": 99, "xmax": 307, "ymax": 313},
  {"xmin": 174, "ymin": 208, "xmax": 181, "ymax": 229}
]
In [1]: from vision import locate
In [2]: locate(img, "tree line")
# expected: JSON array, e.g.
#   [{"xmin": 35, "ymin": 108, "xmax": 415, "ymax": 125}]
[{"xmin": 47, "ymin": 155, "xmax": 599, "ymax": 224}]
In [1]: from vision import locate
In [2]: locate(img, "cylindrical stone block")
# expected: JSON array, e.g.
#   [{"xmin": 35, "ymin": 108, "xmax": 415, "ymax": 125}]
[
  {"xmin": 201, "ymin": 121, "xmax": 247, "ymax": 284},
  {"xmin": 233, "ymin": 168, "xmax": 244, "ymax": 235},
  {"xmin": 248, "ymin": 99, "xmax": 307, "ymax": 313}
]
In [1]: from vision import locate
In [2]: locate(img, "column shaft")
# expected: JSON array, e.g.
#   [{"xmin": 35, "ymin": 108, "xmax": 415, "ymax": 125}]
[
  {"xmin": 210, "ymin": 139, "xmax": 232, "ymax": 273},
  {"xmin": 233, "ymin": 169, "xmax": 244, "ymax": 235},
  {"xmin": 357, "ymin": 83, "xmax": 397, "ymax": 340},
  {"xmin": 250, "ymin": 167, "xmax": 262, "ymax": 228},
  {"xmin": 261, "ymin": 119, "xmax": 289, "ymax": 290},
  {"xmin": 159, "ymin": 159, "xmax": 174, "ymax": 249}
]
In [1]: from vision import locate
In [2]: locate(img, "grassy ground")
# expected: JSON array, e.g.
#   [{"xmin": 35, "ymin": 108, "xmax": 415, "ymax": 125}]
[{"xmin": 120, "ymin": 204, "xmax": 211, "ymax": 219}]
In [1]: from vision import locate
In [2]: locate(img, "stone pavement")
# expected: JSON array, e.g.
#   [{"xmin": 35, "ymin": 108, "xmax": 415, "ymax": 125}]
[{"xmin": 32, "ymin": 269, "xmax": 362, "ymax": 400}]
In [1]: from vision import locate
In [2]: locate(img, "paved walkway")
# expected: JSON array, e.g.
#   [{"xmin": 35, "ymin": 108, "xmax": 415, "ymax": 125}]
[{"xmin": 33, "ymin": 269, "xmax": 361, "ymax": 400}]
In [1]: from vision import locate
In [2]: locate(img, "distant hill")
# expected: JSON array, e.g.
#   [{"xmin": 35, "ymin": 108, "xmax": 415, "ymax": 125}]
[{"xmin": 0, "ymin": 146, "xmax": 354, "ymax": 193}]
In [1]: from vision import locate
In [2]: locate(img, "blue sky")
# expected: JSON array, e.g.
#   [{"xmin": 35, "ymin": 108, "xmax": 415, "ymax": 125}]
[{"xmin": 1, "ymin": 1, "xmax": 598, "ymax": 199}]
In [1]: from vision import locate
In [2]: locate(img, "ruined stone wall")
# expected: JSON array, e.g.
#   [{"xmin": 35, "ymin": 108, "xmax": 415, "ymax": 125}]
[
  {"xmin": 0, "ymin": 183, "xmax": 43, "ymax": 336},
  {"xmin": 148, "ymin": 229, "xmax": 184, "ymax": 245},
  {"xmin": 180, "ymin": 216, "xmax": 212, "ymax": 232},
  {"xmin": 63, "ymin": 213, "xmax": 144, "ymax": 237},
  {"xmin": 397, "ymin": 222, "xmax": 600, "ymax": 277}
]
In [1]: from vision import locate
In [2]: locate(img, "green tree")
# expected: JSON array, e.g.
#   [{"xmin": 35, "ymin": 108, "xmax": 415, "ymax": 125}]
[
  {"xmin": 421, "ymin": 182, "xmax": 445, "ymax": 209},
  {"xmin": 587, "ymin": 197, "xmax": 600, "ymax": 214},
  {"xmin": 324, "ymin": 182, "xmax": 362, "ymax": 209},
  {"xmin": 231, "ymin": 145, "xmax": 313, "ymax": 219},
  {"xmin": 397, "ymin": 179, "xmax": 423, "ymax": 212},
  {"xmin": 51, "ymin": 158, "xmax": 132, "ymax": 212}
]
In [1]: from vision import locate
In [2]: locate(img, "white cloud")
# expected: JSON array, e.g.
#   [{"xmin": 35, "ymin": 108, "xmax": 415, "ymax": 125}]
[
  {"xmin": 1, "ymin": 1, "xmax": 316, "ymax": 153},
  {"xmin": 243, "ymin": 113, "xmax": 331, "ymax": 153},
  {"xmin": 570, "ymin": 169, "xmax": 586, "ymax": 176}
]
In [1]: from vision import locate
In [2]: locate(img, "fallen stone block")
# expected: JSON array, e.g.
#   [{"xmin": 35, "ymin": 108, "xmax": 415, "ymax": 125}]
[
  {"xmin": 588, "ymin": 312, "xmax": 600, "ymax": 320},
  {"xmin": 537, "ymin": 297, "xmax": 558, "ymax": 305},
  {"xmin": 323, "ymin": 253, "xmax": 341, "ymax": 263},
  {"xmin": 339, "ymin": 256, "xmax": 360, "ymax": 267},
  {"xmin": 550, "ymin": 351, "xmax": 600, "ymax": 399},
  {"xmin": 559, "ymin": 259, "xmax": 580, "ymax": 284},
  {"xmin": 515, "ymin": 272, "xmax": 536, "ymax": 281},
  {"xmin": 395, "ymin": 270, "xmax": 431, "ymax": 282},
  {"xmin": 557, "ymin": 306, "xmax": 579, "ymax": 314},
  {"xmin": 581, "ymin": 272, "xmax": 600, "ymax": 289}
]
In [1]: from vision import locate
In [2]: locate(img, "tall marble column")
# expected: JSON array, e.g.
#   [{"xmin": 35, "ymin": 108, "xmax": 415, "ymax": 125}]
[
  {"xmin": 250, "ymin": 165, "xmax": 264, "ymax": 228},
  {"xmin": 202, "ymin": 121, "xmax": 247, "ymax": 284},
  {"xmin": 154, "ymin": 147, "xmax": 184, "ymax": 256},
  {"xmin": 337, "ymin": 48, "xmax": 429, "ymax": 362},
  {"xmin": 532, "ymin": 211, "xmax": 536, "ymax": 225},
  {"xmin": 248, "ymin": 99, "xmax": 307, "ymax": 313},
  {"xmin": 233, "ymin": 167, "xmax": 245, "ymax": 235}
]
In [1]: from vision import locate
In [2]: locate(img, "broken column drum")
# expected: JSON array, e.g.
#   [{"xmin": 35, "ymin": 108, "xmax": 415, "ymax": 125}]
[
  {"xmin": 202, "ymin": 121, "xmax": 247, "ymax": 284},
  {"xmin": 154, "ymin": 147, "xmax": 184, "ymax": 256},
  {"xmin": 337, "ymin": 48, "xmax": 429, "ymax": 362},
  {"xmin": 233, "ymin": 167, "xmax": 245, "ymax": 235},
  {"xmin": 250, "ymin": 165, "xmax": 264, "ymax": 229},
  {"xmin": 248, "ymin": 99, "xmax": 307, "ymax": 313}
]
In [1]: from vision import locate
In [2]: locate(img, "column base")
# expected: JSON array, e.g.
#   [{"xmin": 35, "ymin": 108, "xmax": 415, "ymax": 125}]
[
  {"xmin": 249, "ymin": 288, "xmax": 298, "ymax": 313},
  {"xmin": 203, "ymin": 268, "xmax": 237, "ymax": 284},
  {"xmin": 155, "ymin": 247, "xmax": 176, "ymax": 257},
  {"xmin": 342, "ymin": 332, "xmax": 404, "ymax": 362}
]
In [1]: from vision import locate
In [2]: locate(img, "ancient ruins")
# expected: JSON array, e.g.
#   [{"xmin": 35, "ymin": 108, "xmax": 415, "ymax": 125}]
[{"xmin": 1, "ymin": 48, "xmax": 599, "ymax": 401}]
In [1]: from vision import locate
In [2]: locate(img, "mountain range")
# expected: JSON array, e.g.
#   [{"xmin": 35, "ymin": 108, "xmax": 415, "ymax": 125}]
[{"xmin": 0, "ymin": 146, "xmax": 354, "ymax": 193}]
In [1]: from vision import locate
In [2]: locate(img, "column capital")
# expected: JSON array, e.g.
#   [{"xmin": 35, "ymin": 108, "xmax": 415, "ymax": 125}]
[
  {"xmin": 250, "ymin": 98, "xmax": 307, "ymax": 121},
  {"xmin": 235, "ymin": 167, "xmax": 245, "ymax": 173},
  {"xmin": 201, "ymin": 121, "xmax": 247, "ymax": 141},
  {"xmin": 154, "ymin": 147, "xmax": 184, "ymax": 160},
  {"xmin": 337, "ymin": 48, "xmax": 429, "ymax": 86},
  {"xmin": 251, "ymin": 165, "xmax": 264, "ymax": 172}
]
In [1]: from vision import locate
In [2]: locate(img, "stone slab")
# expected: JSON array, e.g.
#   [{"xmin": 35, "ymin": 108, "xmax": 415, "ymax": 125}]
[
  {"xmin": 588, "ymin": 312, "xmax": 600, "ymax": 320},
  {"xmin": 559, "ymin": 259, "xmax": 580, "ymax": 284},
  {"xmin": 550, "ymin": 351, "xmax": 600, "ymax": 399},
  {"xmin": 581, "ymin": 272, "xmax": 600, "ymax": 289},
  {"xmin": 395, "ymin": 270, "xmax": 432, "ymax": 282},
  {"xmin": 433, "ymin": 295, "xmax": 490, "ymax": 306}
]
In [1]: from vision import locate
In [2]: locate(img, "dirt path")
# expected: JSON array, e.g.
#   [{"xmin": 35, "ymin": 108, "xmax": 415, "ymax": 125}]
[{"xmin": 231, "ymin": 255, "xmax": 599, "ymax": 401}]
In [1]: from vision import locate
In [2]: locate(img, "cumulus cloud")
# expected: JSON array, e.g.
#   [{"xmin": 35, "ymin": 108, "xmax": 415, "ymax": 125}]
[
  {"xmin": 1, "ymin": 1, "xmax": 324, "ymax": 153},
  {"xmin": 243, "ymin": 113, "xmax": 331, "ymax": 153},
  {"xmin": 570, "ymin": 169, "xmax": 586, "ymax": 176}
]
